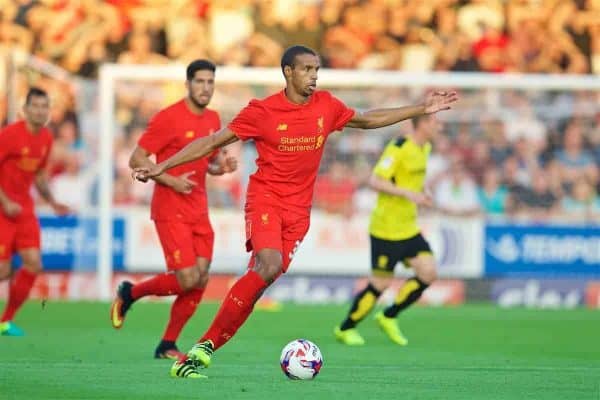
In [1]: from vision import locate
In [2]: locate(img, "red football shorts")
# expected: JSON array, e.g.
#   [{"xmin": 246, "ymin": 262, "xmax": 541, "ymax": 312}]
[
  {"xmin": 245, "ymin": 204, "xmax": 310, "ymax": 273},
  {"xmin": 154, "ymin": 215, "xmax": 214, "ymax": 271},
  {"xmin": 0, "ymin": 212, "xmax": 41, "ymax": 261}
]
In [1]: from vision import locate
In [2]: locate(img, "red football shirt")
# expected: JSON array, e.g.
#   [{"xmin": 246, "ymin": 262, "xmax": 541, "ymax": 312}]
[
  {"xmin": 138, "ymin": 100, "xmax": 220, "ymax": 222},
  {"xmin": 0, "ymin": 120, "xmax": 53, "ymax": 217},
  {"xmin": 228, "ymin": 90, "xmax": 355, "ymax": 213}
]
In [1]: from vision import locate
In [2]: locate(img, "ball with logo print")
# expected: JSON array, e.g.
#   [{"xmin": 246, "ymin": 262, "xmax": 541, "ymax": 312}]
[{"xmin": 279, "ymin": 339, "xmax": 323, "ymax": 380}]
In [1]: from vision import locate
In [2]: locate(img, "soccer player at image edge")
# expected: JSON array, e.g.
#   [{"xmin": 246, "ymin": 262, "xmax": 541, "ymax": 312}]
[
  {"xmin": 0, "ymin": 87, "xmax": 70, "ymax": 336},
  {"xmin": 133, "ymin": 45, "xmax": 458, "ymax": 378}
]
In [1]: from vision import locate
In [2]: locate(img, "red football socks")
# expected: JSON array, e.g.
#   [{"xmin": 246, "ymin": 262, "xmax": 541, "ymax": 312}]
[
  {"xmin": 200, "ymin": 270, "xmax": 267, "ymax": 350},
  {"xmin": 1, "ymin": 268, "xmax": 37, "ymax": 323},
  {"xmin": 131, "ymin": 273, "xmax": 182, "ymax": 300},
  {"xmin": 162, "ymin": 287, "xmax": 204, "ymax": 342}
]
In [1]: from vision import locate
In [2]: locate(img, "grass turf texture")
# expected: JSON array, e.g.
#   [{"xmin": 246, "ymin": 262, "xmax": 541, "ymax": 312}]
[{"xmin": 0, "ymin": 302, "xmax": 598, "ymax": 400}]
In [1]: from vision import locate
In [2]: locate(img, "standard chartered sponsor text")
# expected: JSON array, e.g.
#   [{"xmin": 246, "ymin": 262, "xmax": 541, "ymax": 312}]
[{"xmin": 279, "ymin": 136, "xmax": 317, "ymax": 152}]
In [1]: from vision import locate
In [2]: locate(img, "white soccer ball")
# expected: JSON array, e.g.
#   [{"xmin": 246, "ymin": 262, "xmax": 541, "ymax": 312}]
[{"xmin": 279, "ymin": 339, "xmax": 323, "ymax": 380}]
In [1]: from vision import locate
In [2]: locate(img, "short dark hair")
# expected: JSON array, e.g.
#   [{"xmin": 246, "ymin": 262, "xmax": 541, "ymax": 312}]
[
  {"xmin": 281, "ymin": 45, "xmax": 317, "ymax": 74},
  {"xmin": 25, "ymin": 87, "xmax": 48, "ymax": 105},
  {"xmin": 186, "ymin": 59, "xmax": 216, "ymax": 80}
]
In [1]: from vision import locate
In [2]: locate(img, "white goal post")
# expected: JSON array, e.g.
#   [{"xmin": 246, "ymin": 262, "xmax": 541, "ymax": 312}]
[{"xmin": 98, "ymin": 65, "xmax": 600, "ymax": 300}]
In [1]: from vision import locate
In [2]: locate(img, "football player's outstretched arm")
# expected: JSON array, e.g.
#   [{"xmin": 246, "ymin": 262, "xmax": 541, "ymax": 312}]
[
  {"xmin": 134, "ymin": 128, "xmax": 239, "ymax": 180},
  {"xmin": 345, "ymin": 91, "xmax": 458, "ymax": 129}
]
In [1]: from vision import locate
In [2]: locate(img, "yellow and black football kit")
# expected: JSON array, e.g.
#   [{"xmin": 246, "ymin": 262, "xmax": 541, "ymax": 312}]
[
  {"xmin": 336, "ymin": 136, "xmax": 435, "ymax": 341},
  {"xmin": 369, "ymin": 136, "xmax": 433, "ymax": 277}
]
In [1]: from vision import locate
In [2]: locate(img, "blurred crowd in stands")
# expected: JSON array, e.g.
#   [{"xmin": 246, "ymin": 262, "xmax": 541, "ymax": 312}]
[
  {"xmin": 1, "ymin": 0, "xmax": 599, "ymax": 75},
  {"xmin": 1, "ymin": 0, "xmax": 599, "ymax": 223},
  {"xmin": 51, "ymin": 82, "xmax": 600, "ymax": 224}
]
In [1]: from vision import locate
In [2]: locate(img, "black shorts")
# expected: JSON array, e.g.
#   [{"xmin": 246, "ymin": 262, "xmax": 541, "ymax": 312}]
[{"xmin": 370, "ymin": 233, "xmax": 433, "ymax": 276}]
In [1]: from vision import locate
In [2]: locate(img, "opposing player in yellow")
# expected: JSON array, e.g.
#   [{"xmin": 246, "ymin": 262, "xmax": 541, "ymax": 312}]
[{"xmin": 335, "ymin": 114, "xmax": 440, "ymax": 346}]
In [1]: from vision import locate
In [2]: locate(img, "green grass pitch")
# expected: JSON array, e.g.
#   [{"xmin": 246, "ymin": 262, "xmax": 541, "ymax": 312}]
[{"xmin": 0, "ymin": 301, "xmax": 598, "ymax": 400}]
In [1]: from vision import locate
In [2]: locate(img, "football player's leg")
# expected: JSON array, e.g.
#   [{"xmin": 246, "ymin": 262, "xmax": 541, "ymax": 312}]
[
  {"xmin": 377, "ymin": 235, "xmax": 435, "ymax": 345},
  {"xmin": 0, "ymin": 256, "xmax": 18, "ymax": 336},
  {"xmin": 0, "ymin": 232, "xmax": 13, "ymax": 282},
  {"xmin": 196, "ymin": 248, "xmax": 277, "ymax": 351},
  {"xmin": 131, "ymin": 221, "xmax": 196, "ymax": 299},
  {"xmin": 383, "ymin": 251, "xmax": 435, "ymax": 318},
  {"xmin": 335, "ymin": 277, "xmax": 392, "ymax": 346},
  {"xmin": 157, "ymin": 255, "xmax": 210, "ymax": 360},
  {"xmin": 158, "ymin": 222, "xmax": 214, "ymax": 358},
  {"xmin": 1, "ymin": 247, "xmax": 41, "ymax": 336},
  {"xmin": 336, "ymin": 236, "xmax": 398, "ymax": 345},
  {"xmin": 0, "ymin": 260, "xmax": 11, "ymax": 282},
  {"xmin": 0, "ymin": 215, "xmax": 15, "ymax": 282},
  {"xmin": 111, "ymin": 221, "xmax": 192, "ymax": 329},
  {"xmin": 172, "ymin": 209, "xmax": 282, "ymax": 377},
  {"xmin": 1, "ymin": 216, "xmax": 41, "ymax": 335},
  {"xmin": 172, "ymin": 250, "xmax": 274, "ymax": 378}
]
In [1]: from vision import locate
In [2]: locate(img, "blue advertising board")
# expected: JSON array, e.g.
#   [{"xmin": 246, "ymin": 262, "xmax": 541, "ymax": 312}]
[
  {"xmin": 485, "ymin": 223, "xmax": 600, "ymax": 277},
  {"xmin": 12, "ymin": 215, "xmax": 124, "ymax": 271}
]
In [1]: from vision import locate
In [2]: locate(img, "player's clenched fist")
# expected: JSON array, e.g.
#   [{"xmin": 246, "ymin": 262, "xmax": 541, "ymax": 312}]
[{"xmin": 133, "ymin": 163, "xmax": 166, "ymax": 182}]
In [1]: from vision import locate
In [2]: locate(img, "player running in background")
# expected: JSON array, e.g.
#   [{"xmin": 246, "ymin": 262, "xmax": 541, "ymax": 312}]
[
  {"xmin": 110, "ymin": 60, "xmax": 237, "ymax": 359},
  {"xmin": 335, "ymin": 114, "xmax": 440, "ymax": 346},
  {"xmin": 0, "ymin": 87, "xmax": 70, "ymax": 336},
  {"xmin": 133, "ymin": 45, "xmax": 458, "ymax": 378}
]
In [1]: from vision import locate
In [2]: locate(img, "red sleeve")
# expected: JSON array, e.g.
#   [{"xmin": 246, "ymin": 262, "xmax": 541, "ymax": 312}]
[
  {"xmin": 330, "ymin": 95, "xmax": 355, "ymax": 132},
  {"xmin": 0, "ymin": 126, "xmax": 14, "ymax": 164},
  {"xmin": 138, "ymin": 111, "xmax": 171, "ymax": 154},
  {"xmin": 228, "ymin": 100, "xmax": 264, "ymax": 141}
]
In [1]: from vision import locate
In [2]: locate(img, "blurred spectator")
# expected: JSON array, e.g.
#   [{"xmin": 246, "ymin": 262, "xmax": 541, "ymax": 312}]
[
  {"xmin": 472, "ymin": 24, "xmax": 511, "ymax": 72},
  {"xmin": 478, "ymin": 168, "xmax": 508, "ymax": 216},
  {"xmin": 512, "ymin": 137, "xmax": 541, "ymax": 176},
  {"xmin": 426, "ymin": 134, "xmax": 452, "ymax": 185},
  {"xmin": 468, "ymin": 139, "xmax": 493, "ymax": 184},
  {"xmin": 561, "ymin": 178, "xmax": 600, "ymax": 222},
  {"xmin": 323, "ymin": 5, "xmax": 373, "ymax": 69},
  {"xmin": 486, "ymin": 120, "xmax": 512, "ymax": 165},
  {"xmin": 512, "ymin": 169, "xmax": 560, "ymax": 221},
  {"xmin": 448, "ymin": 34, "xmax": 479, "ymax": 72},
  {"xmin": 113, "ymin": 174, "xmax": 137, "ymax": 205},
  {"xmin": 0, "ymin": 0, "xmax": 599, "ymax": 74},
  {"xmin": 458, "ymin": 0, "xmax": 504, "ymax": 41},
  {"xmin": 117, "ymin": 30, "xmax": 169, "ymax": 65},
  {"xmin": 2, "ymin": 0, "xmax": 600, "ymax": 226},
  {"xmin": 210, "ymin": 0, "xmax": 254, "ymax": 65},
  {"xmin": 404, "ymin": 26, "xmax": 438, "ymax": 72},
  {"xmin": 454, "ymin": 123, "xmax": 474, "ymax": 162},
  {"xmin": 504, "ymin": 94, "xmax": 547, "ymax": 150},
  {"xmin": 434, "ymin": 158, "xmax": 481, "ymax": 217},
  {"xmin": 49, "ymin": 153, "xmax": 90, "ymax": 211},
  {"xmin": 502, "ymin": 155, "xmax": 530, "ymax": 213},
  {"xmin": 589, "ymin": 112, "xmax": 600, "ymax": 165},
  {"xmin": 555, "ymin": 119, "xmax": 599, "ymax": 190}
]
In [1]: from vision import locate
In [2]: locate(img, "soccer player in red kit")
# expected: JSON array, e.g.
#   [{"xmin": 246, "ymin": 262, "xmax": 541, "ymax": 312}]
[
  {"xmin": 134, "ymin": 46, "xmax": 458, "ymax": 378},
  {"xmin": 0, "ymin": 87, "xmax": 70, "ymax": 336},
  {"xmin": 110, "ymin": 60, "xmax": 237, "ymax": 359}
]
